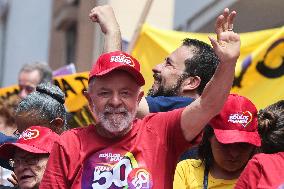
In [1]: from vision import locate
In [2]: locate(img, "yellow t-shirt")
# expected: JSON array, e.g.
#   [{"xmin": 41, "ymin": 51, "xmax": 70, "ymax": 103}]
[{"xmin": 173, "ymin": 159, "xmax": 237, "ymax": 189}]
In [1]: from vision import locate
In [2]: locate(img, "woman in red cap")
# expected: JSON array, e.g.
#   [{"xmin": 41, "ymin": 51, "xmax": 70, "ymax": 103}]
[
  {"xmin": 235, "ymin": 100, "xmax": 284, "ymax": 189},
  {"xmin": 174, "ymin": 94, "xmax": 261, "ymax": 189},
  {"xmin": 0, "ymin": 126, "xmax": 59, "ymax": 189}
]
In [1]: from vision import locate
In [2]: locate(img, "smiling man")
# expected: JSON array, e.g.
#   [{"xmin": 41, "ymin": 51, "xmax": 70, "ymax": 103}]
[{"xmin": 40, "ymin": 7, "xmax": 240, "ymax": 189}]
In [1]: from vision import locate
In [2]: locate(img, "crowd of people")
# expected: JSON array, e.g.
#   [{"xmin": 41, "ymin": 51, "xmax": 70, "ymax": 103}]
[{"xmin": 0, "ymin": 4, "xmax": 283, "ymax": 189}]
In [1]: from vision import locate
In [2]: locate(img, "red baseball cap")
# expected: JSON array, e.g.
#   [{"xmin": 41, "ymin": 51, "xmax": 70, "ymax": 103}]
[
  {"xmin": 89, "ymin": 51, "xmax": 145, "ymax": 86},
  {"xmin": 0, "ymin": 126, "xmax": 60, "ymax": 159},
  {"xmin": 209, "ymin": 94, "xmax": 261, "ymax": 147}
]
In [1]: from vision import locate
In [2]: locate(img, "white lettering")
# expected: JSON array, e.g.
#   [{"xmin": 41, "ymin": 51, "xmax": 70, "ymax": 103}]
[
  {"xmin": 228, "ymin": 114, "xmax": 249, "ymax": 124},
  {"xmin": 98, "ymin": 153, "xmax": 123, "ymax": 162},
  {"xmin": 109, "ymin": 54, "xmax": 134, "ymax": 66},
  {"xmin": 92, "ymin": 157, "xmax": 132, "ymax": 188}
]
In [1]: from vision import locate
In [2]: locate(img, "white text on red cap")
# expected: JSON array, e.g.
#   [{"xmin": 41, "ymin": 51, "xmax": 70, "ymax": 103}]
[
  {"xmin": 110, "ymin": 54, "xmax": 135, "ymax": 67},
  {"xmin": 19, "ymin": 129, "xmax": 40, "ymax": 140},
  {"xmin": 228, "ymin": 111, "xmax": 252, "ymax": 127}
]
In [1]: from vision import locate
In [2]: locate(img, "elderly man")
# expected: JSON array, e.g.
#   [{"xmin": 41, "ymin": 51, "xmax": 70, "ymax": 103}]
[
  {"xmin": 0, "ymin": 126, "xmax": 59, "ymax": 189},
  {"xmin": 18, "ymin": 62, "xmax": 52, "ymax": 100},
  {"xmin": 40, "ymin": 8, "xmax": 240, "ymax": 189}
]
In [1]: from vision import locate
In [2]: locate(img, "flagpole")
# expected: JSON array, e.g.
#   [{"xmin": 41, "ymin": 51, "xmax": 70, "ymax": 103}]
[{"xmin": 127, "ymin": 0, "xmax": 154, "ymax": 54}]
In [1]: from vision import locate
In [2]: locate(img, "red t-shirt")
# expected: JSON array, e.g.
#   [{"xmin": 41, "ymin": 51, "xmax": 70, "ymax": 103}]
[
  {"xmin": 40, "ymin": 108, "xmax": 197, "ymax": 189},
  {"xmin": 235, "ymin": 152, "xmax": 284, "ymax": 189}
]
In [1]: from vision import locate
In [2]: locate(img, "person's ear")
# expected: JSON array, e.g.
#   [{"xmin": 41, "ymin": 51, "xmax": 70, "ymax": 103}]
[
  {"xmin": 50, "ymin": 117, "xmax": 64, "ymax": 133},
  {"xmin": 182, "ymin": 76, "xmax": 201, "ymax": 92},
  {"xmin": 137, "ymin": 90, "xmax": 144, "ymax": 104}
]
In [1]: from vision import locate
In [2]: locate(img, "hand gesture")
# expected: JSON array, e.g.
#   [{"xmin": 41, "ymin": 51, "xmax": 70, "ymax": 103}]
[
  {"xmin": 209, "ymin": 8, "xmax": 240, "ymax": 64},
  {"xmin": 7, "ymin": 172, "xmax": 18, "ymax": 186},
  {"xmin": 89, "ymin": 5, "xmax": 121, "ymax": 52},
  {"xmin": 89, "ymin": 5, "xmax": 120, "ymax": 35}
]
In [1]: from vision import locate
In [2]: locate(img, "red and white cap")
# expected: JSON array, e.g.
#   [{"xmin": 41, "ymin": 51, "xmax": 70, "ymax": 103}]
[
  {"xmin": 89, "ymin": 51, "xmax": 145, "ymax": 86},
  {"xmin": 0, "ymin": 126, "xmax": 60, "ymax": 159},
  {"xmin": 209, "ymin": 94, "xmax": 261, "ymax": 147}
]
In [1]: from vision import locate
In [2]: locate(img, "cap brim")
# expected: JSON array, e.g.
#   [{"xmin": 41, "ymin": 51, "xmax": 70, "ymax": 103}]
[
  {"xmin": 89, "ymin": 65, "xmax": 145, "ymax": 86},
  {"xmin": 0, "ymin": 143, "xmax": 49, "ymax": 160},
  {"xmin": 214, "ymin": 129, "xmax": 261, "ymax": 147}
]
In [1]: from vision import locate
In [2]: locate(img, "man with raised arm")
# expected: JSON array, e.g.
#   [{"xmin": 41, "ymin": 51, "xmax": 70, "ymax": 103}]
[
  {"xmin": 89, "ymin": 6, "xmax": 234, "ymax": 119},
  {"xmin": 40, "ymin": 7, "xmax": 240, "ymax": 189}
]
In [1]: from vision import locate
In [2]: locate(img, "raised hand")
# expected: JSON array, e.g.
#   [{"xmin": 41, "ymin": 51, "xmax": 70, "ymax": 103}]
[
  {"xmin": 89, "ymin": 5, "xmax": 120, "ymax": 35},
  {"xmin": 89, "ymin": 5, "xmax": 121, "ymax": 52},
  {"xmin": 209, "ymin": 8, "xmax": 240, "ymax": 64}
]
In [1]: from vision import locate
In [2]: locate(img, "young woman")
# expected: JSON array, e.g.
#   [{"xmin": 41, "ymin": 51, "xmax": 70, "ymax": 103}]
[{"xmin": 174, "ymin": 94, "xmax": 261, "ymax": 189}]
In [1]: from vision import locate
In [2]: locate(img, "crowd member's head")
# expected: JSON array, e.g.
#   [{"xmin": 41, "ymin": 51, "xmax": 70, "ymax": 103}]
[
  {"xmin": 0, "ymin": 126, "xmax": 59, "ymax": 189},
  {"xmin": 84, "ymin": 51, "xmax": 145, "ymax": 138},
  {"xmin": 15, "ymin": 83, "xmax": 67, "ymax": 135},
  {"xmin": 198, "ymin": 94, "xmax": 261, "ymax": 179},
  {"xmin": 18, "ymin": 62, "xmax": 52, "ymax": 99},
  {"xmin": 148, "ymin": 38, "xmax": 219, "ymax": 98},
  {"xmin": 258, "ymin": 100, "xmax": 284, "ymax": 154},
  {"xmin": 0, "ymin": 97, "xmax": 18, "ymax": 136}
]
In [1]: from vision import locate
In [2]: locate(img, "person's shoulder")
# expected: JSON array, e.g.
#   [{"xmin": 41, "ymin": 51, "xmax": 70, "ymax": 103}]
[
  {"xmin": 0, "ymin": 185, "xmax": 18, "ymax": 189},
  {"xmin": 59, "ymin": 125, "xmax": 93, "ymax": 143},
  {"xmin": 0, "ymin": 132, "xmax": 16, "ymax": 144},
  {"xmin": 146, "ymin": 96, "xmax": 194, "ymax": 100},
  {"xmin": 138, "ymin": 108, "xmax": 184, "ymax": 123},
  {"xmin": 253, "ymin": 152, "xmax": 284, "ymax": 163},
  {"xmin": 61, "ymin": 125, "xmax": 89, "ymax": 135},
  {"xmin": 177, "ymin": 159, "xmax": 202, "ymax": 169}
]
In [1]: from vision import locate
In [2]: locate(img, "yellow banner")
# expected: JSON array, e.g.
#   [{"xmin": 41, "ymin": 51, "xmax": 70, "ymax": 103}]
[
  {"xmin": 132, "ymin": 24, "xmax": 284, "ymax": 109},
  {"xmin": 0, "ymin": 72, "xmax": 94, "ymax": 127},
  {"xmin": 0, "ymin": 72, "xmax": 89, "ymax": 112}
]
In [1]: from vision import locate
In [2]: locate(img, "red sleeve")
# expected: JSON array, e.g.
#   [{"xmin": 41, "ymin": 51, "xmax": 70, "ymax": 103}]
[
  {"xmin": 40, "ymin": 141, "xmax": 70, "ymax": 189},
  {"xmin": 40, "ymin": 130, "xmax": 82, "ymax": 189},
  {"xmin": 234, "ymin": 157, "xmax": 262, "ymax": 189},
  {"xmin": 146, "ymin": 108, "xmax": 199, "ymax": 156}
]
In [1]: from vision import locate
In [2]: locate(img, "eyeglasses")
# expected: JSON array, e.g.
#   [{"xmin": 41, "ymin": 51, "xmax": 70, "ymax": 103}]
[{"xmin": 9, "ymin": 156, "xmax": 44, "ymax": 168}]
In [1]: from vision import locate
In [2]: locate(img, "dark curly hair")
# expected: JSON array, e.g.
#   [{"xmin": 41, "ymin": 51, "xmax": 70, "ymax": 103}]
[
  {"xmin": 258, "ymin": 100, "xmax": 284, "ymax": 153},
  {"xmin": 182, "ymin": 38, "xmax": 220, "ymax": 95}
]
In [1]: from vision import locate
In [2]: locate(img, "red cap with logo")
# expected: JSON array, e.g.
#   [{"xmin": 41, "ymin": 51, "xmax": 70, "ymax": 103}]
[
  {"xmin": 89, "ymin": 51, "xmax": 145, "ymax": 86},
  {"xmin": 0, "ymin": 126, "xmax": 60, "ymax": 159},
  {"xmin": 209, "ymin": 94, "xmax": 261, "ymax": 146}
]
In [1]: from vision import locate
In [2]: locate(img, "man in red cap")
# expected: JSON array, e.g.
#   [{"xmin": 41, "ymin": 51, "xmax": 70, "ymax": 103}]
[
  {"xmin": 0, "ymin": 126, "xmax": 59, "ymax": 189},
  {"xmin": 88, "ymin": 5, "xmax": 234, "ymax": 120},
  {"xmin": 40, "ymin": 8, "xmax": 240, "ymax": 189}
]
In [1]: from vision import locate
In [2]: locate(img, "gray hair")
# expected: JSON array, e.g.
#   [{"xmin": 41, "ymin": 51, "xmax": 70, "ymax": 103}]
[{"xmin": 19, "ymin": 62, "xmax": 53, "ymax": 84}]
